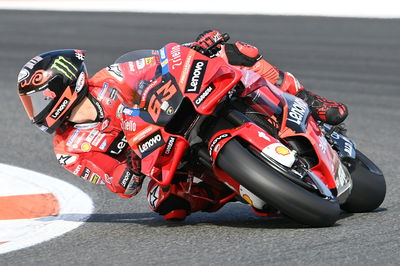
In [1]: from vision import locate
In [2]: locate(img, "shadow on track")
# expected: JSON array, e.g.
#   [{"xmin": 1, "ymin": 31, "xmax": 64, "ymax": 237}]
[{"xmin": 54, "ymin": 205, "xmax": 390, "ymax": 229}]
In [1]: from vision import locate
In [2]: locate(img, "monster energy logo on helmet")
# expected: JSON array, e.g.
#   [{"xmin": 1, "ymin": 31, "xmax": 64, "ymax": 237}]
[{"xmin": 51, "ymin": 56, "xmax": 78, "ymax": 80}]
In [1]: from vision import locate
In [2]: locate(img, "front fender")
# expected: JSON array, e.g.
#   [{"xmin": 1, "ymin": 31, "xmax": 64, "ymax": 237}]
[{"xmin": 208, "ymin": 122, "xmax": 296, "ymax": 168}]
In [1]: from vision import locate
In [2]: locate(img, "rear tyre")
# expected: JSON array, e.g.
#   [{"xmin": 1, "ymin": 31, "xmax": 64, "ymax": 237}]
[
  {"xmin": 340, "ymin": 150, "xmax": 386, "ymax": 212},
  {"xmin": 216, "ymin": 139, "xmax": 340, "ymax": 227}
]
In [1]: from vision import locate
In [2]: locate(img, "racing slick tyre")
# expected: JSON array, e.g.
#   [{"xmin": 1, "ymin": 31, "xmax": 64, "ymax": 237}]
[
  {"xmin": 340, "ymin": 149, "xmax": 386, "ymax": 213},
  {"xmin": 216, "ymin": 139, "xmax": 341, "ymax": 227}
]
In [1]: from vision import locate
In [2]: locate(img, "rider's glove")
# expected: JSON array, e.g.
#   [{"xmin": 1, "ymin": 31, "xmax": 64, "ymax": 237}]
[
  {"xmin": 111, "ymin": 163, "xmax": 145, "ymax": 198},
  {"xmin": 124, "ymin": 170, "xmax": 146, "ymax": 196},
  {"xmin": 123, "ymin": 149, "xmax": 146, "ymax": 196},
  {"xmin": 191, "ymin": 30, "xmax": 230, "ymax": 57}
]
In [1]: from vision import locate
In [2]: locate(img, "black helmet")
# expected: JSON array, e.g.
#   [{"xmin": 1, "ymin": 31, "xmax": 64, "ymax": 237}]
[{"xmin": 17, "ymin": 49, "xmax": 88, "ymax": 134}]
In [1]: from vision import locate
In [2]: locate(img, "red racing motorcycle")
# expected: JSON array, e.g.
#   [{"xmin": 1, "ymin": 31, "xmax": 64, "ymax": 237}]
[{"xmin": 117, "ymin": 42, "xmax": 386, "ymax": 227}]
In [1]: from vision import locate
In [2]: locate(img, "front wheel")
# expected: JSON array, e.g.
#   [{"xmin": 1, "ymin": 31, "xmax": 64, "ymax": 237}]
[
  {"xmin": 340, "ymin": 149, "xmax": 386, "ymax": 212},
  {"xmin": 216, "ymin": 139, "xmax": 341, "ymax": 227}
]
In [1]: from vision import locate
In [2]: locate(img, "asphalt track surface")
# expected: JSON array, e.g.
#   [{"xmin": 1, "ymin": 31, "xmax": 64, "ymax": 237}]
[{"xmin": 1, "ymin": 10, "xmax": 399, "ymax": 265}]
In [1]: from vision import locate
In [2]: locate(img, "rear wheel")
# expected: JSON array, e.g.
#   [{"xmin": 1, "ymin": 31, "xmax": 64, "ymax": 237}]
[
  {"xmin": 340, "ymin": 149, "xmax": 386, "ymax": 212},
  {"xmin": 216, "ymin": 139, "xmax": 340, "ymax": 227}
]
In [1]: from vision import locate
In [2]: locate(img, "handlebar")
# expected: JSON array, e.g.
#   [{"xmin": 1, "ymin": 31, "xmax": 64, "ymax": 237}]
[{"xmin": 202, "ymin": 33, "xmax": 230, "ymax": 57}]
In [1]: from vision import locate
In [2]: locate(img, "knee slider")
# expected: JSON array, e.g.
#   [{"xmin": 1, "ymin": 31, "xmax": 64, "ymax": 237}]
[{"xmin": 147, "ymin": 181, "xmax": 190, "ymax": 215}]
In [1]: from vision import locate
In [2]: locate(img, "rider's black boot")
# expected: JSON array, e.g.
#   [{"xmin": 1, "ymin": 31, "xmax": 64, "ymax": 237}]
[{"xmin": 296, "ymin": 89, "xmax": 348, "ymax": 125}]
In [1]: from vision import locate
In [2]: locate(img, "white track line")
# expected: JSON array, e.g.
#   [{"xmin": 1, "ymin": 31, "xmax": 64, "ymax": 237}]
[
  {"xmin": 0, "ymin": 163, "xmax": 93, "ymax": 254},
  {"xmin": 0, "ymin": 0, "xmax": 399, "ymax": 18}
]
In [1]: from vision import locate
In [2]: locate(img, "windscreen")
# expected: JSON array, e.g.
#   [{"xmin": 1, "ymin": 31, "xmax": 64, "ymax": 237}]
[{"xmin": 114, "ymin": 49, "xmax": 159, "ymax": 64}]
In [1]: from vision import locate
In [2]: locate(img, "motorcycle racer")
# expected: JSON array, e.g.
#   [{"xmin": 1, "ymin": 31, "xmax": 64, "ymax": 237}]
[{"xmin": 17, "ymin": 30, "xmax": 348, "ymax": 221}]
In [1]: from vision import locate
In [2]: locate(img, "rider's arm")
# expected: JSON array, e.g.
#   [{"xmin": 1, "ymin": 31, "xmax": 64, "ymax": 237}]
[
  {"xmin": 190, "ymin": 30, "xmax": 304, "ymax": 95},
  {"xmin": 220, "ymin": 41, "xmax": 304, "ymax": 95},
  {"xmin": 54, "ymin": 135, "xmax": 144, "ymax": 198}
]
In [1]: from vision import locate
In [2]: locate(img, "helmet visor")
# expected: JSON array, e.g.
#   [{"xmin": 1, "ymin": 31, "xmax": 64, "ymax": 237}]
[{"xmin": 19, "ymin": 90, "xmax": 55, "ymax": 120}]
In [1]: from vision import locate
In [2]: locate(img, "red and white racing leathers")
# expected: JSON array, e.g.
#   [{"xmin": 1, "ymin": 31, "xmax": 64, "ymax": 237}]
[
  {"xmin": 54, "ymin": 55, "xmax": 160, "ymax": 198},
  {"xmin": 53, "ymin": 42, "xmax": 304, "ymax": 217}
]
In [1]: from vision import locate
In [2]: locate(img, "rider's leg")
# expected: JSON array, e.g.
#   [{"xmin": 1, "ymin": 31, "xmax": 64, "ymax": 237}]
[
  {"xmin": 221, "ymin": 42, "xmax": 348, "ymax": 125},
  {"xmin": 147, "ymin": 174, "xmax": 231, "ymax": 220}
]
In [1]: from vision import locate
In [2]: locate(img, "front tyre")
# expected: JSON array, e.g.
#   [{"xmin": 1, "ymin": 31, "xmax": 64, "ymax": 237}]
[
  {"xmin": 340, "ymin": 149, "xmax": 386, "ymax": 212},
  {"xmin": 216, "ymin": 139, "xmax": 341, "ymax": 227}
]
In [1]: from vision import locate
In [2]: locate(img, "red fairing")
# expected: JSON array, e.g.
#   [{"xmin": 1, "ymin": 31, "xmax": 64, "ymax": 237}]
[
  {"xmin": 121, "ymin": 112, "xmax": 190, "ymax": 187},
  {"xmin": 53, "ymin": 57, "xmax": 160, "ymax": 197},
  {"xmin": 165, "ymin": 43, "xmax": 242, "ymax": 115},
  {"xmin": 119, "ymin": 44, "xmax": 241, "ymax": 187}
]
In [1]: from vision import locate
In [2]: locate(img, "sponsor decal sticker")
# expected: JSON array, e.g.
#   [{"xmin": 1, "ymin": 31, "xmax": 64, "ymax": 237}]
[
  {"xmin": 118, "ymin": 169, "xmax": 132, "ymax": 188},
  {"xmin": 99, "ymin": 140, "xmax": 107, "ymax": 150},
  {"xmin": 261, "ymin": 143, "xmax": 295, "ymax": 168},
  {"xmin": 73, "ymin": 164, "xmax": 82, "ymax": 175},
  {"xmin": 97, "ymin": 82, "xmax": 109, "ymax": 101},
  {"xmin": 287, "ymin": 97, "xmax": 308, "ymax": 126},
  {"xmin": 89, "ymin": 173, "xmax": 101, "ymax": 184},
  {"xmin": 145, "ymin": 57, "xmax": 154, "ymax": 64},
  {"xmin": 24, "ymin": 56, "xmax": 43, "ymax": 69},
  {"xmin": 275, "ymin": 146, "xmax": 290, "ymax": 156},
  {"xmin": 56, "ymin": 154, "xmax": 77, "ymax": 166},
  {"xmin": 106, "ymin": 132, "xmax": 128, "ymax": 157},
  {"xmin": 122, "ymin": 120, "xmax": 137, "ymax": 131},
  {"xmin": 50, "ymin": 98, "xmax": 70, "ymax": 119},
  {"xmin": 160, "ymin": 47, "xmax": 168, "ymax": 74},
  {"xmin": 194, "ymin": 83, "xmax": 215, "ymax": 107},
  {"xmin": 137, "ymin": 130, "xmax": 165, "ymax": 157},
  {"xmin": 132, "ymin": 126, "xmax": 153, "ymax": 143},
  {"xmin": 51, "ymin": 56, "xmax": 77, "ymax": 80},
  {"xmin": 93, "ymin": 99, "xmax": 104, "ymax": 119},
  {"xmin": 258, "ymin": 131, "xmax": 271, "ymax": 142},
  {"xmin": 106, "ymin": 64, "xmax": 123, "ymax": 81},
  {"xmin": 75, "ymin": 72, "xmax": 86, "ymax": 93},
  {"xmin": 148, "ymin": 185, "xmax": 160, "ymax": 209},
  {"xmin": 67, "ymin": 129, "xmax": 80, "ymax": 146},
  {"xmin": 17, "ymin": 69, "xmax": 30, "ymax": 83},
  {"xmin": 166, "ymin": 106, "xmax": 174, "ymax": 115},
  {"xmin": 39, "ymin": 125, "xmax": 48, "ymax": 132},
  {"xmin": 109, "ymin": 87, "xmax": 119, "ymax": 100},
  {"xmin": 128, "ymin": 61, "xmax": 136, "ymax": 72},
  {"xmin": 101, "ymin": 118, "xmax": 110, "ymax": 131},
  {"xmin": 179, "ymin": 49, "xmax": 196, "ymax": 88},
  {"xmin": 170, "ymin": 45, "xmax": 182, "ymax": 70},
  {"xmin": 122, "ymin": 107, "xmax": 140, "ymax": 117},
  {"xmin": 104, "ymin": 174, "xmax": 112, "ymax": 184},
  {"xmin": 209, "ymin": 133, "xmax": 231, "ymax": 156},
  {"xmin": 80, "ymin": 167, "xmax": 91, "ymax": 180},
  {"xmin": 344, "ymin": 141, "xmax": 353, "ymax": 156},
  {"xmin": 81, "ymin": 143, "xmax": 91, "ymax": 152},
  {"xmin": 136, "ymin": 58, "xmax": 146, "ymax": 70},
  {"xmin": 185, "ymin": 60, "xmax": 207, "ymax": 93},
  {"xmin": 239, "ymin": 185, "xmax": 266, "ymax": 209},
  {"xmin": 85, "ymin": 129, "xmax": 99, "ymax": 143},
  {"xmin": 92, "ymin": 133, "xmax": 105, "ymax": 147},
  {"xmin": 163, "ymin": 136, "xmax": 176, "ymax": 155},
  {"xmin": 74, "ymin": 50, "xmax": 85, "ymax": 61}
]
